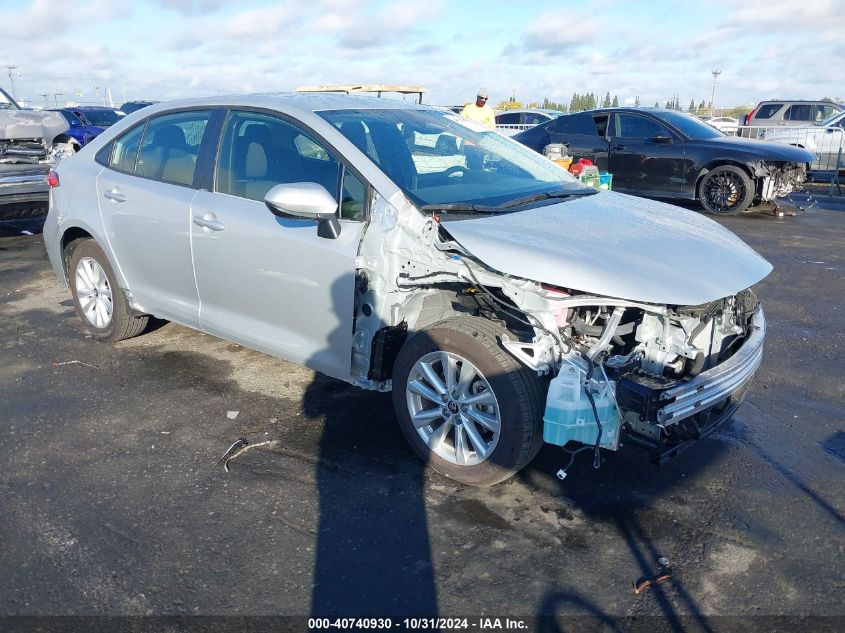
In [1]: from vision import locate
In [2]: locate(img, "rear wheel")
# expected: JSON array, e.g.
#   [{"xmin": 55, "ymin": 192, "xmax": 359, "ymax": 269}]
[
  {"xmin": 68, "ymin": 239, "xmax": 148, "ymax": 342},
  {"xmin": 698, "ymin": 165, "xmax": 755, "ymax": 215},
  {"xmin": 392, "ymin": 316, "xmax": 546, "ymax": 486}
]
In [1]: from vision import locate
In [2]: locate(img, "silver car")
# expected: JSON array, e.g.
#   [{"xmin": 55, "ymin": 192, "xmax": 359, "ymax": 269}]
[
  {"xmin": 44, "ymin": 93, "xmax": 771, "ymax": 485},
  {"xmin": 495, "ymin": 108, "xmax": 565, "ymax": 137}
]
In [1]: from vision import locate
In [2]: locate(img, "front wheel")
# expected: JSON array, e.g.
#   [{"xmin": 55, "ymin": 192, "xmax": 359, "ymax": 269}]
[
  {"xmin": 698, "ymin": 165, "xmax": 755, "ymax": 215},
  {"xmin": 391, "ymin": 317, "xmax": 546, "ymax": 486}
]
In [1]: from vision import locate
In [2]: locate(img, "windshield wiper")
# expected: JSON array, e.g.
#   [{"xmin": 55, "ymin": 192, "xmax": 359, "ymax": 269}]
[
  {"xmin": 496, "ymin": 188, "xmax": 597, "ymax": 209},
  {"xmin": 419, "ymin": 203, "xmax": 495, "ymax": 214}
]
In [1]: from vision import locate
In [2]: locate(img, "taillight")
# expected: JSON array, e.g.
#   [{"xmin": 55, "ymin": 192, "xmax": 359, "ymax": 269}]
[
  {"xmin": 47, "ymin": 169, "xmax": 60, "ymax": 188},
  {"xmin": 745, "ymin": 106, "xmax": 759, "ymax": 126}
]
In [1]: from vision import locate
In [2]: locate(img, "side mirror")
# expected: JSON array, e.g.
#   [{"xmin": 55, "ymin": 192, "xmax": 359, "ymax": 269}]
[
  {"xmin": 651, "ymin": 134, "xmax": 673, "ymax": 144},
  {"xmin": 264, "ymin": 182, "xmax": 341, "ymax": 239}
]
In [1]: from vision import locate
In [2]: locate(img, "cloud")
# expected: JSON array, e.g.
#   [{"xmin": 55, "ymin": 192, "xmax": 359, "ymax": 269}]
[
  {"xmin": 156, "ymin": 0, "xmax": 230, "ymax": 15},
  {"xmin": 314, "ymin": 0, "xmax": 444, "ymax": 50},
  {"xmin": 520, "ymin": 11, "xmax": 602, "ymax": 55}
]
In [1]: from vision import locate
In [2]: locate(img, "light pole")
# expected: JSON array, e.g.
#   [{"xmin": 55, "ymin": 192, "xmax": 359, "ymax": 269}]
[
  {"xmin": 710, "ymin": 70, "xmax": 721, "ymax": 116},
  {"xmin": 6, "ymin": 65, "xmax": 19, "ymax": 100},
  {"xmin": 53, "ymin": 92, "xmax": 63, "ymax": 107}
]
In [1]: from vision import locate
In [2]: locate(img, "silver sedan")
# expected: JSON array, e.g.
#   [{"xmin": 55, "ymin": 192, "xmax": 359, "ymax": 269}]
[{"xmin": 44, "ymin": 93, "xmax": 770, "ymax": 485}]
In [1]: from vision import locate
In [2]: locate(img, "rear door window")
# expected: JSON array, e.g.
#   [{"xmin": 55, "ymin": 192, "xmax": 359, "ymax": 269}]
[
  {"xmin": 784, "ymin": 105, "xmax": 812, "ymax": 122},
  {"xmin": 554, "ymin": 113, "xmax": 603, "ymax": 136},
  {"xmin": 613, "ymin": 113, "xmax": 670, "ymax": 138},
  {"xmin": 109, "ymin": 122, "xmax": 147, "ymax": 174},
  {"xmin": 136, "ymin": 111, "xmax": 211, "ymax": 186}
]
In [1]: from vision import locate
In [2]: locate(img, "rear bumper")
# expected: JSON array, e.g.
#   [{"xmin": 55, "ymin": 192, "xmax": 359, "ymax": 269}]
[
  {"xmin": 657, "ymin": 306, "xmax": 765, "ymax": 425},
  {"xmin": 0, "ymin": 165, "xmax": 50, "ymax": 209}
]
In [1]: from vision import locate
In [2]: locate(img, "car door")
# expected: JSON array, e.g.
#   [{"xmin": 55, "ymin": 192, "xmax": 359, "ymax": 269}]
[
  {"xmin": 607, "ymin": 112, "xmax": 687, "ymax": 194},
  {"xmin": 189, "ymin": 109, "xmax": 368, "ymax": 380},
  {"xmin": 97, "ymin": 109, "xmax": 214, "ymax": 326},
  {"xmin": 550, "ymin": 112, "xmax": 610, "ymax": 171}
]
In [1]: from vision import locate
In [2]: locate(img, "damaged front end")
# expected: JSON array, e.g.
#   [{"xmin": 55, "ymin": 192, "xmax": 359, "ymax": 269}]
[
  {"xmin": 752, "ymin": 160, "xmax": 807, "ymax": 201},
  {"xmin": 536, "ymin": 289, "xmax": 764, "ymax": 465},
  {"xmin": 0, "ymin": 99, "xmax": 71, "ymax": 213}
]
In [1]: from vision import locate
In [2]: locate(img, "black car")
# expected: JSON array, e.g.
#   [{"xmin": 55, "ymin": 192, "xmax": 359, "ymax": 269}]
[{"xmin": 513, "ymin": 107, "xmax": 815, "ymax": 215}]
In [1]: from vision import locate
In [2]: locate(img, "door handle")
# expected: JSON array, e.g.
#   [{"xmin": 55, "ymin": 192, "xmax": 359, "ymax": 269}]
[
  {"xmin": 611, "ymin": 144, "xmax": 626, "ymax": 151},
  {"xmin": 103, "ymin": 189, "xmax": 126, "ymax": 203},
  {"xmin": 193, "ymin": 214, "xmax": 225, "ymax": 231}
]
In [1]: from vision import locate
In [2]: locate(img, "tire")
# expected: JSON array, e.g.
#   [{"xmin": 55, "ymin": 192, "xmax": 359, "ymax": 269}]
[
  {"xmin": 698, "ymin": 165, "xmax": 755, "ymax": 215},
  {"xmin": 392, "ymin": 316, "xmax": 546, "ymax": 486},
  {"xmin": 67, "ymin": 239, "xmax": 148, "ymax": 342}
]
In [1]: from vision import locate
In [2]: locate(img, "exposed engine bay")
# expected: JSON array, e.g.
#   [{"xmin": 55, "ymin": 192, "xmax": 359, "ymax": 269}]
[
  {"xmin": 753, "ymin": 160, "xmax": 807, "ymax": 201},
  {"xmin": 0, "ymin": 97, "xmax": 72, "ymax": 214},
  {"xmin": 350, "ymin": 196, "xmax": 766, "ymax": 470},
  {"xmin": 0, "ymin": 109, "xmax": 73, "ymax": 164}
]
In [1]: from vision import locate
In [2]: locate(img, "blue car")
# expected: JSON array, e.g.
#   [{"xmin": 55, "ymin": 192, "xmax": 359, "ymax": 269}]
[{"xmin": 50, "ymin": 107, "xmax": 126, "ymax": 150}]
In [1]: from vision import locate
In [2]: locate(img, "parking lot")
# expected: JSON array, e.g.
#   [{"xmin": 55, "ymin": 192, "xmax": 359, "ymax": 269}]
[{"xmin": 1, "ymin": 197, "xmax": 843, "ymax": 629}]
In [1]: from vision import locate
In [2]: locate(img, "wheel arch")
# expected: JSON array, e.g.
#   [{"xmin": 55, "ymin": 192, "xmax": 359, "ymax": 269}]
[
  {"xmin": 694, "ymin": 160, "xmax": 756, "ymax": 200},
  {"xmin": 59, "ymin": 224, "xmax": 129, "ymax": 291}
]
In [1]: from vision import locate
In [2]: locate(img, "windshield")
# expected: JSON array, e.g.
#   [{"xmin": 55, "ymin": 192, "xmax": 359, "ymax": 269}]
[
  {"xmin": 654, "ymin": 110, "xmax": 724, "ymax": 139},
  {"xmin": 79, "ymin": 109, "xmax": 125, "ymax": 127},
  {"xmin": 318, "ymin": 108, "xmax": 587, "ymax": 211},
  {"xmin": 55, "ymin": 110, "xmax": 83, "ymax": 126}
]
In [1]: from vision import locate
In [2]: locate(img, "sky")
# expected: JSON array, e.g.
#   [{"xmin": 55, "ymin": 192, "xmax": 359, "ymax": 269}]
[{"xmin": 1, "ymin": 0, "xmax": 842, "ymax": 110}]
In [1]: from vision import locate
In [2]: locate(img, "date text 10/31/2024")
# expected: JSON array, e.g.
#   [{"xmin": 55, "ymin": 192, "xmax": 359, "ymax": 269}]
[{"xmin": 308, "ymin": 618, "xmax": 528, "ymax": 630}]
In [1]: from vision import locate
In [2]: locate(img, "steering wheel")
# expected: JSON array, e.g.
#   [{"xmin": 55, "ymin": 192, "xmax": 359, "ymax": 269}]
[{"xmin": 444, "ymin": 165, "xmax": 470, "ymax": 178}]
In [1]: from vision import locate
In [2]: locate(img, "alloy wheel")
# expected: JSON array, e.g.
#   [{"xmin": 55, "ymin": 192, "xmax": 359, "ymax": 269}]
[
  {"xmin": 704, "ymin": 171, "xmax": 745, "ymax": 212},
  {"xmin": 75, "ymin": 256, "xmax": 113, "ymax": 328},
  {"xmin": 405, "ymin": 351, "xmax": 501, "ymax": 466}
]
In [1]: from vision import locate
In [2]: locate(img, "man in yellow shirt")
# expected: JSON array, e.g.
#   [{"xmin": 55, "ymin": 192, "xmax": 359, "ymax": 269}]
[{"xmin": 461, "ymin": 88, "xmax": 495, "ymax": 129}]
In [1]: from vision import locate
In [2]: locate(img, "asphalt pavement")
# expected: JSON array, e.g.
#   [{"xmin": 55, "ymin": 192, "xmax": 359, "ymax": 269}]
[{"xmin": 0, "ymin": 199, "xmax": 843, "ymax": 631}]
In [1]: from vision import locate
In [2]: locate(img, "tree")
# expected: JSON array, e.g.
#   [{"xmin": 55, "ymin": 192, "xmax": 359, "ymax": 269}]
[
  {"xmin": 495, "ymin": 99, "xmax": 523, "ymax": 111},
  {"xmin": 602, "ymin": 91, "xmax": 611, "ymax": 108},
  {"xmin": 635, "ymin": 96, "xmax": 640, "ymax": 106},
  {"xmin": 654, "ymin": 101, "xmax": 659, "ymax": 108},
  {"xmin": 665, "ymin": 99, "xmax": 673, "ymax": 109},
  {"xmin": 570, "ymin": 92, "xmax": 580, "ymax": 112},
  {"xmin": 689, "ymin": 99, "xmax": 696, "ymax": 113},
  {"xmin": 612, "ymin": 95, "xmax": 619, "ymax": 107}
]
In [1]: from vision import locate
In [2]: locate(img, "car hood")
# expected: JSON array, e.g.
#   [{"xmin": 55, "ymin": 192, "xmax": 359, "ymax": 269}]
[
  {"xmin": 441, "ymin": 191, "xmax": 772, "ymax": 306},
  {"xmin": 695, "ymin": 135, "xmax": 815, "ymax": 162},
  {"xmin": 0, "ymin": 109, "xmax": 68, "ymax": 144}
]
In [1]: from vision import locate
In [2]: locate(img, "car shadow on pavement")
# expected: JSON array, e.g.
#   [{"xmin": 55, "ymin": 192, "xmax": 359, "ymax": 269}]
[
  {"xmin": 527, "ymin": 430, "xmax": 725, "ymax": 630},
  {"xmin": 306, "ymin": 275, "xmax": 438, "ymax": 617}
]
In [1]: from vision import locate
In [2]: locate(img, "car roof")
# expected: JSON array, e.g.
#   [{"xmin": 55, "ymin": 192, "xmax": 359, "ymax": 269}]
[
  {"xmin": 564, "ymin": 107, "xmax": 690, "ymax": 116},
  {"xmin": 497, "ymin": 108, "xmax": 564, "ymax": 115},
  {"xmin": 754, "ymin": 99, "xmax": 844, "ymax": 106},
  {"xmin": 73, "ymin": 105, "xmax": 122, "ymax": 111},
  {"xmin": 138, "ymin": 92, "xmax": 430, "ymax": 117}
]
